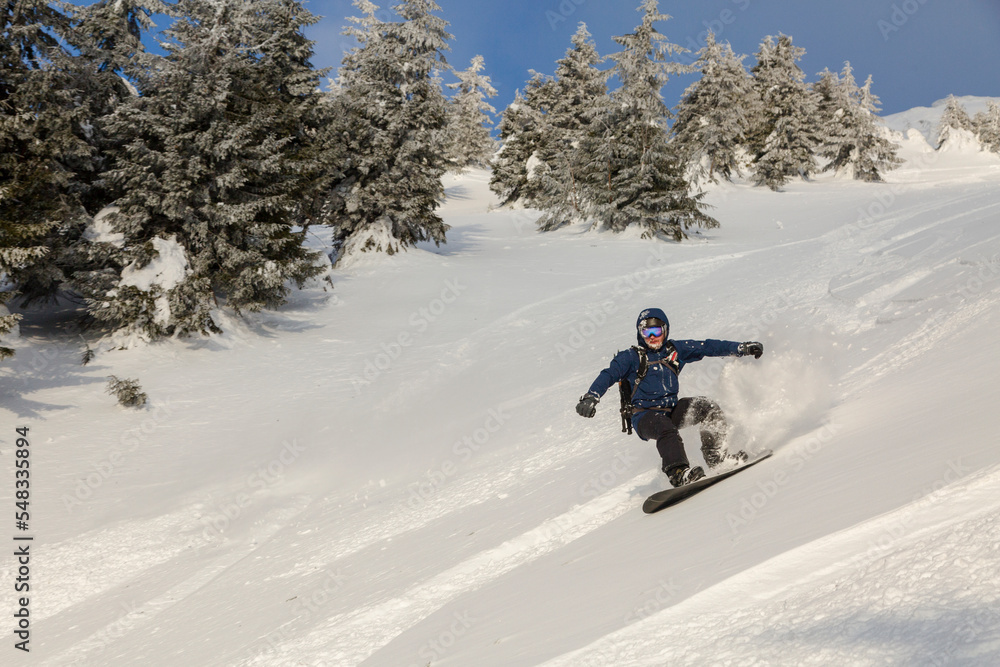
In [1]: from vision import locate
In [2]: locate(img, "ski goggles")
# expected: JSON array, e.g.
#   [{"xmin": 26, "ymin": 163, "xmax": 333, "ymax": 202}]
[{"xmin": 640, "ymin": 326, "xmax": 664, "ymax": 338}]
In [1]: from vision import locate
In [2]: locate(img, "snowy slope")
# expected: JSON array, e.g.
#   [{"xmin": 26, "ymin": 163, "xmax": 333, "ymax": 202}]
[
  {"xmin": 883, "ymin": 94, "xmax": 1000, "ymax": 145},
  {"xmin": 3, "ymin": 125, "xmax": 1000, "ymax": 666}
]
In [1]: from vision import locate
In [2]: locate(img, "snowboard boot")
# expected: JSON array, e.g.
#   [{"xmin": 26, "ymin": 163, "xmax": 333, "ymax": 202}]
[
  {"xmin": 703, "ymin": 448, "xmax": 749, "ymax": 470},
  {"xmin": 663, "ymin": 463, "xmax": 706, "ymax": 488}
]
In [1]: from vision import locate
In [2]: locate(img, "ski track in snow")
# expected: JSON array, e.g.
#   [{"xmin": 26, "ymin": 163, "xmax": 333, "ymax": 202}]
[
  {"xmin": 456, "ymin": 237, "xmax": 820, "ymax": 351},
  {"xmin": 267, "ymin": 388, "xmax": 599, "ymax": 581},
  {"xmin": 38, "ymin": 499, "xmax": 314, "ymax": 666},
  {"xmin": 31, "ymin": 510, "xmax": 196, "ymax": 624},
  {"xmin": 543, "ymin": 464, "xmax": 1000, "ymax": 666},
  {"xmin": 243, "ymin": 472, "xmax": 655, "ymax": 666}
]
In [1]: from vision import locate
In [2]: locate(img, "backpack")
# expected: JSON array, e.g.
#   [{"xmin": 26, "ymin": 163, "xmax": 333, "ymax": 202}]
[{"xmin": 618, "ymin": 346, "xmax": 648, "ymax": 434}]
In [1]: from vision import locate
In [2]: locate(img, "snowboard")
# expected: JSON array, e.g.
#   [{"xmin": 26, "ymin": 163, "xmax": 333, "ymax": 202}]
[{"xmin": 642, "ymin": 449, "xmax": 773, "ymax": 514}]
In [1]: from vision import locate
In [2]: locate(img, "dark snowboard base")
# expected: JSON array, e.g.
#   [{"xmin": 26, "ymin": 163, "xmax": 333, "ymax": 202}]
[{"xmin": 642, "ymin": 449, "xmax": 774, "ymax": 514}]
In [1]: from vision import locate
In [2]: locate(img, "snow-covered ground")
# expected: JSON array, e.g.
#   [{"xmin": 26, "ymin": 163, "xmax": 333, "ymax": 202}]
[{"xmin": 3, "ymin": 102, "xmax": 1000, "ymax": 666}]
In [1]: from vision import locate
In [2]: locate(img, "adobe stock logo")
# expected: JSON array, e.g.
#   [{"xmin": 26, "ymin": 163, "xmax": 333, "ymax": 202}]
[
  {"xmin": 545, "ymin": 0, "xmax": 587, "ymax": 31},
  {"xmin": 350, "ymin": 278, "xmax": 466, "ymax": 396},
  {"xmin": 877, "ymin": 0, "xmax": 932, "ymax": 41}
]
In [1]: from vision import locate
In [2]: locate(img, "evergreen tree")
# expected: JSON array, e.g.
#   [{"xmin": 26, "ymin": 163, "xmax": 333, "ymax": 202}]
[
  {"xmin": 576, "ymin": 0, "xmax": 714, "ymax": 240},
  {"xmin": 69, "ymin": 0, "xmax": 169, "ymax": 211},
  {"xmin": 973, "ymin": 102, "xmax": 1000, "ymax": 154},
  {"xmin": 671, "ymin": 31, "xmax": 758, "ymax": 183},
  {"xmin": 488, "ymin": 92, "xmax": 531, "ymax": 207},
  {"xmin": 813, "ymin": 66, "xmax": 853, "ymax": 171},
  {"xmin": 513, "ymin": 72, "xmax": 564, "ymax": 208},
  {"xmin": 489, "ymin": 81, "xmax": 550, "ymax": 207},
  {"xmin": 73, "ymin": 0, "xmax": 164, "ymax": 76},
  {"xmin": 329, "ymin": 0, "xmax": 452, "ymax": 261},
  {"xmin": 535, "ymin": 23, "xmax": 608, "ymax": 231},
  {"xmin": 488, "ymin": 72, "xmax": 565, "ymax": 209},
  {"xmin": 85, "ymin": 0, "xmax": 327, "ymax": 342},
  {"xmin": 748, "ymin": 34, "xmax": 820, "ymax": 191},
  {"xmin": 1, "ymin": 0, "xmax": 170, "ymax": 338},
  {"xmin": 60, "ymin": 0, "xmax": 169, "ymax": 314},
  {"xmin": 815, "ymin": 64, "xmax": 900, "ymax": 181},
  {"xmin": 0, "ymin": 0, "xmax": 93, "ymax": 309},
  {"xmin": 937, "ymin": 95, "xmax": 973, "ymax": 147},
  {"xmin": 851, "ymin": 75, "xmax": 903, "ymax": 181},
  {"xmin": 446, "ymin": 55, "xmax": 498, "ymax": 169},
  {"xmin": 0, "ymin": 300, "xmax": 18, "ymax": 361}
]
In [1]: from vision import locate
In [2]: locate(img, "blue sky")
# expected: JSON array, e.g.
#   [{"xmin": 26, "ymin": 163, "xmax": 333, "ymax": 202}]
[
  {"xmin": 302, "ymin": 0, "xmax": 1000, "ymax": 116},
  {"xmin": 67, "ymin": 0, "xmax": 1000, "ymax": 116}
]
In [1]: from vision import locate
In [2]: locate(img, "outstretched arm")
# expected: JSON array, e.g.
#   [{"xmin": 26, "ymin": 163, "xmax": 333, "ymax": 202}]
[
  {"xmin": 674, "ymin": 339, "xmax": 764, "ymax": 363},
  {"xmin": 576, "ymin": 349, "xmax": 635, "ymax": 417}
]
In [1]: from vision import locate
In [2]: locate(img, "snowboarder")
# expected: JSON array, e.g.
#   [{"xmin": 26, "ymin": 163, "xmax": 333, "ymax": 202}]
[{"xmin": 575, "ymin": 308, "xmax": 764, "ymax": 487}]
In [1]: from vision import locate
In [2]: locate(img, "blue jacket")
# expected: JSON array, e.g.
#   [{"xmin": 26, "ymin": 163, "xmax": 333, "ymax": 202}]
[{"xmin": 585, "ymin": 308, "xmax": 742, "ymax": 435}]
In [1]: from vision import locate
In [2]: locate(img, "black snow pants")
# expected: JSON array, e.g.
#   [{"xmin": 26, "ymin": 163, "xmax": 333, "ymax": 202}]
[{"xmin": 635, "ymin": 396, "xmax": 730, "ymax": 471}]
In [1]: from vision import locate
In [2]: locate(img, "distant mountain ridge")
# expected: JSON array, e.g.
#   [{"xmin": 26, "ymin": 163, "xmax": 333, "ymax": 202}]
[{"xmin": 882, "ymin": 95, "xmax": 1000, "ymax": 146}]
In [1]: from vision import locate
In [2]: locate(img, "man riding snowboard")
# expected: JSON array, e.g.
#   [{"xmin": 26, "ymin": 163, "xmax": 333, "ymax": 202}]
[{"xmin": 576, "ymin": 308, "xmax": 763, "ymax": 487}]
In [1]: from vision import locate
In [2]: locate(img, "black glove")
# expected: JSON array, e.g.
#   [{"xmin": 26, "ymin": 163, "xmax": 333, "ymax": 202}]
[
  {"xmin": 738, "ymin": 341, "xmax": 764, "ymax": 359},
  {"xmin": 576, "ymin": 394, "xmax": 598, "ymax": 418}
]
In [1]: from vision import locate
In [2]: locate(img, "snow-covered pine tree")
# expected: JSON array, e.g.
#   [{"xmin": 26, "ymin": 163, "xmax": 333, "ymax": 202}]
[
  {"xmin": 0, "ymin": 300, "xmax": 18, "ymax": 361},
  {"xmin": 68, "ymin": 0, "xmax": 169, "ymax": 212},
  {"xmin": 329, "ymin": 0, "xmax": 452, "ymax": 261},
  {"xmin": 106, "ymin": 374, "xmax": 147, "ymax": 407},
  {"xmin": 488, "ymin": 73, "xmax": 558, "ymax": 208},
  {"xmin": 671, "ymin": 31, "xmax": 758, "ymax": 183},
  {"xmin": 936, "ymin": 96, "xmax": 973, "ymax": 147},
  {"xmin": 851, "ymin": 75, "xmax": 903, "ymax": 181},
  {"xmin": 535, "ymin": 23, "xmax": 608, "ymax": 231},
  {"xmin": 0, "ymin": 0, "xmax": 94, "ymax": 307},
  {"xmin": 577, "ymin": 0, "xmax": 715, "ymax": 240},
  {"xmin": 973, "ymin": 102, "xmax": 1000, "ymax": 154},
  {"xmin": 815, "ymin": 64, "xmax": 901, "ymax": 181},
  {"xmin": 748, "ymin": 34, "xmax": 821, "ymax": 191},
  {"xmin": 489, "ymin": 91, "xmax": 531, "ymax": 206},
  {"xmin": 85, "ymin": 0, "xmax": 327, "ymax": 343},
  {"xmin": 813, "ymin": 66, "xmax": 853, "ymax": 172},
  {"xmin": 73, "ymin": 0, "xmax": 165, "ymax": 76},
  {"xmin": 446, "ymin": 55, "xmax": 498, "ymax": 169},
  {"xmin": 57, "ymin": 0, "xmax": 170, "ymax": 316}
]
